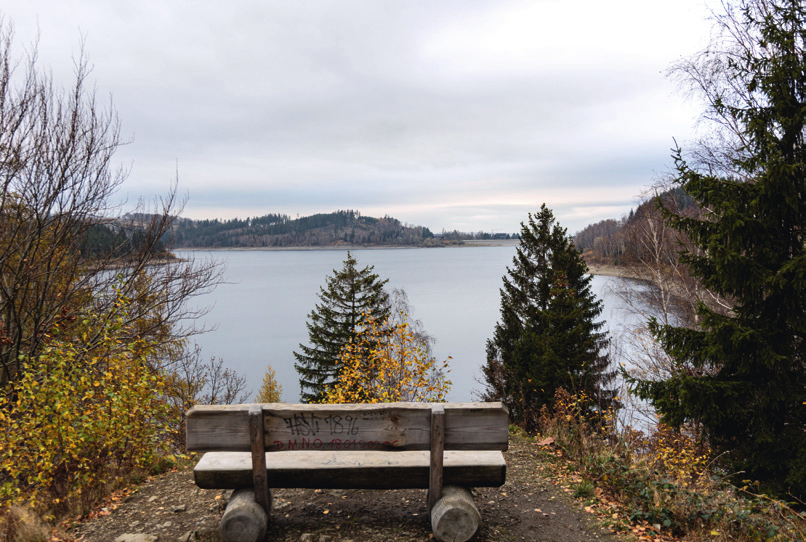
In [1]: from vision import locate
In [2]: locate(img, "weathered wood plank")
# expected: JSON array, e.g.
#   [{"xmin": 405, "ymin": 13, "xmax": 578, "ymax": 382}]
[
  {"xmin": 248, "ymin": 405, "xmax": 270, "ymax": 516},
  {"xmin": 428, "ymin": 405, "xmax": 444, "ymax": 511},
  {"xmin": 194, "ymin": 450, "xmax": 506, "ymax": 489},
  {"xmin": 186, "ymin": 402, "xmax": 508, "ymax": 453}
]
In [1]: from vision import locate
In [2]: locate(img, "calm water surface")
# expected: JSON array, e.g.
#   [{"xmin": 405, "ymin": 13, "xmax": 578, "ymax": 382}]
[{"xmin": 177, "ymin": 248, "xmax": 628, "ymax": 403}]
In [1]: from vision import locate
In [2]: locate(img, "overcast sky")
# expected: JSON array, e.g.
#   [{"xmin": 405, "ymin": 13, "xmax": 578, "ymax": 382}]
[{"xmin": 1, "ymin": 1, "xmax": 714, "ymax": 234}]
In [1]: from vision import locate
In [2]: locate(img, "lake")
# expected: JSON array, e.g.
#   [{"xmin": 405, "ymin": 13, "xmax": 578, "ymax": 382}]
[{"xmin": 177, "ymin": 247, "xmax": 631, "ymax": 403}]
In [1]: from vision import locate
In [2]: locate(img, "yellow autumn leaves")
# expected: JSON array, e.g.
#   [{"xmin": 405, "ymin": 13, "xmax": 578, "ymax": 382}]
[
  {"xmin": 0, "ymin": 294, "xmax": 170, "ymax": 514},
  {"xmin": 255, "ymin": 363, "xmax": 283, "ymax": 403},
  {"xmin": 323, "ymin": 312, "xmax": 451, "ymax": 404}
]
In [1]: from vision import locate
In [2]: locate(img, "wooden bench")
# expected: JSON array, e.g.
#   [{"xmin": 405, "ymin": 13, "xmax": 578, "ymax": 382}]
[{"xmin": 186, "ymin": 402, "xmax": 508, "ymax": 542}]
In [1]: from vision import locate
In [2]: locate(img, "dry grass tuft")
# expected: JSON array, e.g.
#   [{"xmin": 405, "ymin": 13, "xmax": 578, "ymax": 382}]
[{"xmin": 0, "ymin": 506, "xmax": 50, "ymax": 542}]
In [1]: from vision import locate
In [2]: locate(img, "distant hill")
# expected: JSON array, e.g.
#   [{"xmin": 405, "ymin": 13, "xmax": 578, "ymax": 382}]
[{"xmin": 167, "ymin": 210, "xmax": 439, "ymax": 248}]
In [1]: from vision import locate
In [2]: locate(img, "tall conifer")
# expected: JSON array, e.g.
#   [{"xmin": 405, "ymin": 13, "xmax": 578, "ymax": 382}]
[
  {"xmin": 294, "ymin": 252, "xmax": 390, "ymax": 402},
  {"xmin": 482, "ymin": 205, "xmax": 615, "ymax": 431},
  {"xmin": 632, "ymin": 0, "xmax": 806, "ymax": 495}
]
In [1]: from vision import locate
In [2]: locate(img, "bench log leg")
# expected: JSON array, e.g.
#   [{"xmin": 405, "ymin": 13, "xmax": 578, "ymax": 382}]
[
  {"xmin": 429, "ymin": 485, "xmax": 481, "ymax": 542},
  {"xmin": 220, "ymin": 488, "xmax": 269, "ymax": 542}
]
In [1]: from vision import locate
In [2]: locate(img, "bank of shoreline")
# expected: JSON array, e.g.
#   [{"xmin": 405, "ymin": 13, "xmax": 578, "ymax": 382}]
[{"xmin": 584, "ymin": 263, "xmax": 639, "ymax": 279}]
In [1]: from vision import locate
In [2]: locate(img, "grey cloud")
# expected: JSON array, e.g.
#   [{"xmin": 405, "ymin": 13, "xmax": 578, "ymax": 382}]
[{"xmin": 2, "ymin": 0, "xmax": 710, "ymax": 234}]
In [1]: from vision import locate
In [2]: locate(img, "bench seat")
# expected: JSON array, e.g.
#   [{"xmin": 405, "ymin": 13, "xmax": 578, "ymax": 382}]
[{"xmin": 195, "ymin": 450, "xmax": 506, "ymax": 489}]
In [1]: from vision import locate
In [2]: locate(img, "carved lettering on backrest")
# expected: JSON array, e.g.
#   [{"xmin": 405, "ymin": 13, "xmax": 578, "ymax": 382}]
[{"xmin": 185, "ymin": 402, "xmax": 509, "ymax": 453}]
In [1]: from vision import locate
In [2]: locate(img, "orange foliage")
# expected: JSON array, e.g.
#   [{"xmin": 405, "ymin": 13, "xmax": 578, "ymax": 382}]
[{"xmin": 324, "ymin": 312, "xmax": 450, "ymax": 403}]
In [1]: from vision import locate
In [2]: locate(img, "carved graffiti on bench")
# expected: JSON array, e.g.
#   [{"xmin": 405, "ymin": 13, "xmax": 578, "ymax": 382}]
[
  {"xmin": 272, "ymin": 438, "xmax": 401, "ymax": 451},
  {"xmin": 282, "ymin": 412, "xmax": 363, "ymax": 436},
  {"xmin": 264, "ymin": 407, "xmax": 410, "ymax": 450}
]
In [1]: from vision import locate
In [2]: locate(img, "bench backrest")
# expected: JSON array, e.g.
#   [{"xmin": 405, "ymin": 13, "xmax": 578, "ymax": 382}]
[{"xmin": 186, "ymin": 402, "xmax": 509, "ymax": 453}]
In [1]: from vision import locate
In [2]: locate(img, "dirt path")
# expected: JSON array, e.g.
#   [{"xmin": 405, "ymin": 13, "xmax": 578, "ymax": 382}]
[{"xmin": 69, "ymin": 432, "xmax": 627, "ymax": 542}]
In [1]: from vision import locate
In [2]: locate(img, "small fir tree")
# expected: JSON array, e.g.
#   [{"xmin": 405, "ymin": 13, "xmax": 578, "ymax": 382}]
[
  {"xmin": 631, "ymin": 0, "xmax": 806, "ymax": 495},
  {"xmin": 482, "ymin": 204, "xmax": 616, "ymax": 431},
  {"xmin": 255, "ymin": 363, "xmax": 283, "ymax": 403},
  {"xmin": 294, "ymin": 251, "xmax": 390, "ymax": 402}
]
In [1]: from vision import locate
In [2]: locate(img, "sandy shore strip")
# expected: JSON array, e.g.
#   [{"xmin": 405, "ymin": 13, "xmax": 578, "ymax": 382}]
[{"xmin": 585, "ymin": 263, "xmax": 640, "ymax": 279}]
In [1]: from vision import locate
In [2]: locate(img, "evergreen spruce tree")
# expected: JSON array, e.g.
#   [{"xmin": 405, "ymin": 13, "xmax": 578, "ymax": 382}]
[
  {"xmin": 294, "ymin": 251, "xmax": 390, "ymax": 402},
  {"xmin": 632, "ymin": 0, "xmax": 806, "ymax": 495},
  {"xmin": 482, "ymin": 205, "xmax": 615, "ymax": 431}
]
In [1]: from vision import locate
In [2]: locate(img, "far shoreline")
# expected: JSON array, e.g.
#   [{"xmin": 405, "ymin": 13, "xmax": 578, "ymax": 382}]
[
  {"xmin": 173, "ymin": 239, "xmax": 521, "ymax": 252},
  {"xmin": 173, "ymin": 243, "xmax": 636, "ymax": 279}
]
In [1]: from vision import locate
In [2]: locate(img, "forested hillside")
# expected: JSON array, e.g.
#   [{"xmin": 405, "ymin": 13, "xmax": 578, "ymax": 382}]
[
  {"xmin": 573, "ymin": 187, "xmax": 697, "ymax": 265},
  {"xmin": 81, "ymin": 221, "xmax": 169, "ymax": 260},
  {"xmin": 168, "ymin": 210, "xmax": 437, "ymax": 248}
]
